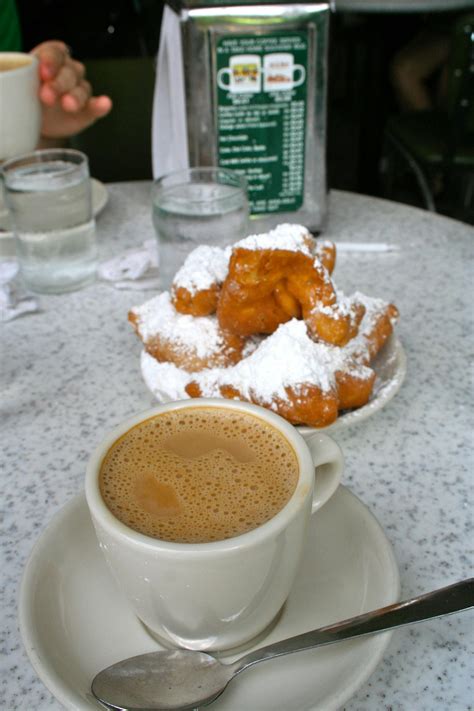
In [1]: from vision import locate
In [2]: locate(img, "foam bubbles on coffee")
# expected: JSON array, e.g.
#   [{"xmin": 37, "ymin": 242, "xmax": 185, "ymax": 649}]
[{"xmin": 99, "ymin": 407, "xmax": 299, "ymax": 543}]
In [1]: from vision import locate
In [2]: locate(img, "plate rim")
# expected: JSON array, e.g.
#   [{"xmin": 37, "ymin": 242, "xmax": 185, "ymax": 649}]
[
  {"xmin": 18, "ymin": 486, "xmax": 400, "ymax": 711},
  {"xmin": 90, "ymin": 178, "xmax": 108, "ymax": 217}
]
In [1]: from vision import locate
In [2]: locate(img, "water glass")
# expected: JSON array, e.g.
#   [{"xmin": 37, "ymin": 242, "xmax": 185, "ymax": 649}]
[
  {"xmin": 152, "ymin": 167, "xmax": 249, "ymax": 289},
  {"xmin": 2, "ymin": 149, "xmax": 98, "ymax": 294}
]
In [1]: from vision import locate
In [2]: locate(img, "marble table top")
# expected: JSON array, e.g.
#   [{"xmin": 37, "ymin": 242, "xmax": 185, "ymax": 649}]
[{"xmin": 1, "ymin": 183, "xmax": 473, "ymax": 709}]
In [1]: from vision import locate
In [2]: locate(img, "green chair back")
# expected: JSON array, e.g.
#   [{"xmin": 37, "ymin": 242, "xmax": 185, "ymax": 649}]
[{"xmin": 71, "ymin": 57, "xmax": 156, "ymax": 183}]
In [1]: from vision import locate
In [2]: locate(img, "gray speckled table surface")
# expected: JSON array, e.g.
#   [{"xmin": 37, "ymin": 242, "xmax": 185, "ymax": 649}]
[{"xmin": 1, "ymin": 183, "xmax": 473, "ymax": 710}]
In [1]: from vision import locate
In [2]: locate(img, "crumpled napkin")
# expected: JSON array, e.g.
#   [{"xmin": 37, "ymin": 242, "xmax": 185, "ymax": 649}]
[
  {"xmin": 98, "ymin": 240, "xmax": 160, "ymax": 290},
  {"xmin": 0, "ymin": 261, "xmax": 40, "ymax": 322},
  {"xmin": 1, "ymin": 239, "xmax": 161, "ymax": 319}
]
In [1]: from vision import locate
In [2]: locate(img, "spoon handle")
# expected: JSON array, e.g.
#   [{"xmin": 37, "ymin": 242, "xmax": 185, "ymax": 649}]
[{"xmin": 233, "ymin": 578, "xmax": 474, "ymax": 674}]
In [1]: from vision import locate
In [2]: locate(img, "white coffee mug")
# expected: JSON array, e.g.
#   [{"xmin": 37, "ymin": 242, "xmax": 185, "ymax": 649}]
[
  {"xmin": 0, "ymin": 52, "xmax": 41, "ymax": 162},
  {"xmin": 263, "ymin": 52, "xmax": 306, "ymax": 92},
  {"xmin": 85, "ymin": 399, "xmax": 343, "ymax": 652},
  {"xmin": 217, "ymin": 54, "xmax": 262, "ymax": 94}
]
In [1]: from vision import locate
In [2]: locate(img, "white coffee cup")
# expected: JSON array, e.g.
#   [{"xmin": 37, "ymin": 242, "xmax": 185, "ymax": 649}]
[
  {"xmin": 0, "ymin": 52, "xmax": 41, "ymax": 162},
  {"xmin": 217, "ymin": 54, "xmax": 262, "ymax": 94},
  {"xmin": 85, "ymin": 399, "xmax": 343, "ymax": 652},
  {"xmin": 263, "ymin": 52, "xmax": 306, "ymax": 92}
]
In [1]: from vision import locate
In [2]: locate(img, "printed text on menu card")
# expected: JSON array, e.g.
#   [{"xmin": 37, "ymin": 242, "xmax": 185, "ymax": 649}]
[{"xmin": 216, "ymin": 32, "xmax": 308, "ymax": 215}]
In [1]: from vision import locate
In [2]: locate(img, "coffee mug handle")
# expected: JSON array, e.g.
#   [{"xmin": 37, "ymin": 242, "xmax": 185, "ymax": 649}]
[
  {"xmin": 217, "ymin": 67, "xmax": 232, "ymax": 90},
  {"xmin": 306, "ymin": 432, "xmax": 344, "ymax": 514},
  {"xmin": 292, "ymin": 64, "xmax": 306, "ymax": 88}
]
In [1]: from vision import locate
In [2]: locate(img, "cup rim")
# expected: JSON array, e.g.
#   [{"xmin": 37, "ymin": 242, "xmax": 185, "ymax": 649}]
[
  {"xmin": 1, "ymin": 147, "xmax": 88, "ymax": 176},
  {"xmin": 85, "ymin": 398, "xmax": 315, "ymax": 554},
  {"xmin": 0, "ymin": 52, "xmax": 37, "ymax": 76},
  {"xmin": 152, "ymin": 166, "xmax": 248, "ymax": 202}
]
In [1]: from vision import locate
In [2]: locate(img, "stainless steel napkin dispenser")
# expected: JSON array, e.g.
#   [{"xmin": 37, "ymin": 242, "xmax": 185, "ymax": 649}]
[{"xmin": 153, "ymin": 1, "xmax": 331, "ymax": 232}]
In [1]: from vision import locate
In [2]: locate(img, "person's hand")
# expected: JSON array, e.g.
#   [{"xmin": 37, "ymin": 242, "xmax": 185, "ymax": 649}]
[{"xmin": 30, "ymin": 40, "xmax": 112, "ymax": 139}]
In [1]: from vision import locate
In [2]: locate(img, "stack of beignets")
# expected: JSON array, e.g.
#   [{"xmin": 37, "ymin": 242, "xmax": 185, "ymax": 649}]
[{"xmin": 129, "ymin": 224, "xmax": 399, "ymax": 428}]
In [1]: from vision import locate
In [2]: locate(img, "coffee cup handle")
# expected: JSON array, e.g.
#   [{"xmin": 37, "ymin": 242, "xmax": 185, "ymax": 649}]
[
  {"xmin": 217, "ymin": 67, "xmax": 232, "ymax": 90},
  {"xmin": 292, "ymin": 65, "xmax": 306, "ymax": 88},
  {"xmin": 306, "ymin": 432, "xmax": 343, "ymax": 514}
]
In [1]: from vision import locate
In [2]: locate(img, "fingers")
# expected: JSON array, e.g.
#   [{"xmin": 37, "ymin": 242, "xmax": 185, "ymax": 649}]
[
  {"xmin": 76, "ymin": 96, "xmax": 114, "ymax": 127},
  {"xmin": 50, "ymin": 61, "xmax": 86, "ymax": 96},
  {"xmin": 64, "ymin": 96, "xmax": 114, "ymax": 135},
  {"xmin": 31, "ymin": 40, "xmax": 70, "ymax": 81},
  {"xmin": 52, "ymin": 95, "xmax": 113, "ymax": 136},
  {"xmin": 60, "ymin": 80, "xmax": 92, "ymax": 112},
  {"xmin": 87, "ymin": 95, "xmax": 113, "ymax": 118},
  {"xmin": 61, "ymin": 91, "xmax": 112, "ymax": 120},
  {"xmin": 40, "ymin": 60, "xmax": 88, "ymax": 106},
  {"xmin": 32, "ymin": 40, "xmax": 113, "ymax": 138},
  {"xmin": 32, "ymin": 40, "xmax": 109, "ymax": 114}
]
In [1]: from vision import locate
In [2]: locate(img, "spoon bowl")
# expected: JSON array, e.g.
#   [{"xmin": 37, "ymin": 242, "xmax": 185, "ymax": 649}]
[
  {"xmin": 92, "ymin": 650, "xmax": 234, "ymax": 711},
  {"xmin": 92, "ymin": 578, "xmax": 474, "ymax": 711}
]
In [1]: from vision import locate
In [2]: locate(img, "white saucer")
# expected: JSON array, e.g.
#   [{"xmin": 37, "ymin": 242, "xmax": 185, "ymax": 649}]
[
  {"xmin": 0, "ymin": 179, "xmax": 109, "ymax": 257},
  {"xmin": 141, "ymin": 335, "xmax": 407, "ymax": 438},
  {"xmin": 19, "ymin": 486, "xmax": 400, "ymax": 711},
  {"xmin": 91, "ymin": 178, "xmax": 108, "ymax": 216}
]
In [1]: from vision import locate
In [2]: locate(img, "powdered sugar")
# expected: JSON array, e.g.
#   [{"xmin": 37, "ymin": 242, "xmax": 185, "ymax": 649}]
[
  {"xmin": 235, "ymin": 223, "xmax": 313, "ymax": 255},
  {"xmin": 140, "ymin": 335, "xmax": 406, "ymax": 433},
  {"xmin": 312, "ymin": 257, "xmax": 335, "ymax": 287},
  {"xmin": 271, "ymin": 223, "xmax": 312, "ymax": 242},
  {"xmin": 132, "ymin": 288, "xmax": 394, "ymax": 407},
  {"xmin": 344, "ymin": 291, "xmax": 398, "ymax": 362},
  {"xmin": 193, "ymin": 320, "xmax": 340, "ymax": 399},
  {"xmin": 314, "ymin": 239, "xmax": 334, "ymax": 253},
  {"xmin": 171, "ymin": 229, "xmax": 332, "ymax": 299},
  {"xmin": 141, "ymin": 351, "xmax": 191, "ymax": 400},
  {"xmin": 353, "ymin": 291, "xmax": 396, "ymax": 320},
  {"xmin": 130, "ymin": 291, "xmax": 228, "ymax": 359},
  {"xmin": 138, "ymin": 317, "xmax": 372, "ymax": 407},
  {"xmin": 172, "ymin": 245, "xmax": 231, "ymax": 294},
  {"xmin": 312, "ymin": 290, "xmax": 358, "ymax": 320}
]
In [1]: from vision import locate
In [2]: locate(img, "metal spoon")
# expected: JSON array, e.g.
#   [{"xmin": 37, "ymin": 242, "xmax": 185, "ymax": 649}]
[{"xmin": 92, "ymin": 578, "xmax": 473, "ymax": 711}]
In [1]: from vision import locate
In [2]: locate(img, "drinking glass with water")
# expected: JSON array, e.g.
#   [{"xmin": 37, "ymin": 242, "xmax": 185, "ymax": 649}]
[
  {"xmin": 2, "ymin": 149, "xmax": 97, "ymax": 294},
  {"xmin": 152, "ymin": 167, "xmax": 249, "ymax": 289}
]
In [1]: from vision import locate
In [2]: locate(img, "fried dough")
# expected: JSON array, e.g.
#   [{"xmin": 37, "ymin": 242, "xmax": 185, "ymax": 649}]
[
  {"xmin": 171, "ymin": 245, "xmax": 231, "ymax": 317},
  {"xmin": 129, "ymin": 222, "xmax": 400, "ymax": 429},
  {"xmin": 129, "ymin": 291, "xmax": 246, "ymax": 372}
]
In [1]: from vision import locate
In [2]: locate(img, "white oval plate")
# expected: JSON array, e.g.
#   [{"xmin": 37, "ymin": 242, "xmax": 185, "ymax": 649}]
[
  {"xmin": 19, "ymin": 486, "xmax": 400, "ymax": 711},
  {"xmin": 0, "ymin": 178, "xmax": 108, "ymax": 257},
  {"xmin": 141, "ymin": 335, "xmax": 407, "ymax": 438}
]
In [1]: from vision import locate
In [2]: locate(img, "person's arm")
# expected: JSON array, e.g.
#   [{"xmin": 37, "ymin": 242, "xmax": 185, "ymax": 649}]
[{"xmin": 389, "ymin": 28, "xmax": 450, "ymax": 113}]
